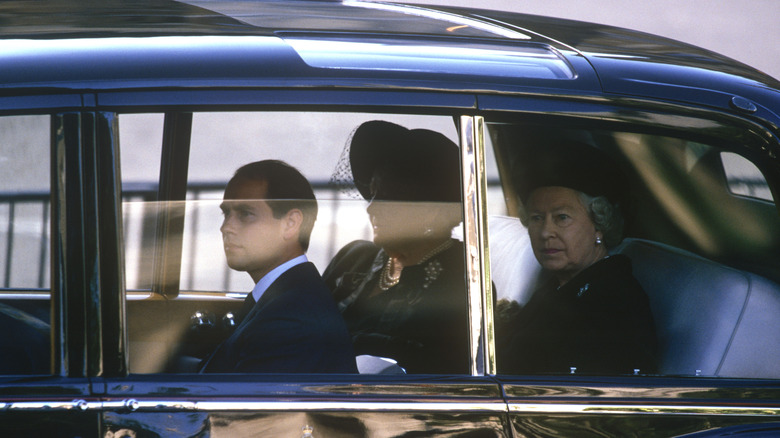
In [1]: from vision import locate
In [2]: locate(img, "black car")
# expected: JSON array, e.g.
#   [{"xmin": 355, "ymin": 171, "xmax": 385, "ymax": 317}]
[{"xmin": 1, "ymin": 0, "xmax": 779, "ymax": 436}]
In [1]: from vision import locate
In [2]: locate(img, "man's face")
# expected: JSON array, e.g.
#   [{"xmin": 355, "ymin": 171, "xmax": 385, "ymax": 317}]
[{"xmin": 219, "ymin": 178, "xmax": 289, "ymax": 283}]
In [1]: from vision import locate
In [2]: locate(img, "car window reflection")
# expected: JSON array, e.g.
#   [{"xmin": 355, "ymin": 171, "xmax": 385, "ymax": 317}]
[
  {"xmin": 323, "ymin": 120, "xmax": 469, "ymax": 374},
  {"xmin": 488, "ymin": 123, "xmax": 780, "ymax": 378},
  {"xmin": 121, "ymin": 113, "xmax": 470, "ymax": 375}
]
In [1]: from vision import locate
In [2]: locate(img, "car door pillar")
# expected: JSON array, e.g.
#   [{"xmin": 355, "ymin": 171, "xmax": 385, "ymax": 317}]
[
  {"xmin": 52, "ymin": 112, "xmax": 126, "ymax": 378},
  {"xmin": 460, "ymin": 115, "xmax": 496, "ymax": 376},
  {"xmin": 152, "ymin": 112, "xmax": 192, "ymax": 298}
]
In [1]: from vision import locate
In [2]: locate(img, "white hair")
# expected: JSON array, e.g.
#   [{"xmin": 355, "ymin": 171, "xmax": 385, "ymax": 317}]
[{"xmin": 578, "ymin": 192, "xmax": 624, "ymax": 248}]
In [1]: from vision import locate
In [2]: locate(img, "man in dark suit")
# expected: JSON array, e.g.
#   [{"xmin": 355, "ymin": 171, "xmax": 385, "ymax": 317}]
[{"xmin": 200, "ymin": 160, "xmax": 357, "ymax": 373}]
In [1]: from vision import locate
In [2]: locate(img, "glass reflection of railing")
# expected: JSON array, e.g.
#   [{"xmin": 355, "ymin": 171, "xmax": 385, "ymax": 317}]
[
  {"xmin": 1, "ymin": 181, "xmax": 380, "ymax": 291},
  {"xmin": 0, "ymin": 191, "xmax": 49, "ymax": 289},
  {"xmin": 4, "ymin": 177, "xmax": 769, "ymax": 290},
  {"xmin": 121, "ymin": 181, "xmax": 355, "ymax": 292}
]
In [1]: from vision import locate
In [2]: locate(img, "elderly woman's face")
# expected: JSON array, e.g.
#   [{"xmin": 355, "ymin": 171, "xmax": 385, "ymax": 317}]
[
  {"xmin": 526, "ymin": 186, "xmax": 607, "ymax": 285},
  {"xmin": 366, "ymin": 171, "xmax": 456, "ymax": 252}
]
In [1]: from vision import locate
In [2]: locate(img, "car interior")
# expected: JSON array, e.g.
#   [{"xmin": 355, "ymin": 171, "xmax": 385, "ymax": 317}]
[
  {"xmin": 1, "ymin": 112, "xmax": 780, "ymax": 379},
  {"xmin": 487, "ymin": 121, "xmax": 780, "ymax": 378}
]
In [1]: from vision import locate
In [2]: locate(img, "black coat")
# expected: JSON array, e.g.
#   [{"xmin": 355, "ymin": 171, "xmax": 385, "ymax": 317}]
[
  {"xmin": 497, "ymin": 255, "xmax": 658, "ymax": 375},
  {"xmin": 323, "ymin": 240, "xmax": 469, "ymax": 374},
  {"xmin": 200, "ymin": 262, "xmax": 357, "ymax": 373}
]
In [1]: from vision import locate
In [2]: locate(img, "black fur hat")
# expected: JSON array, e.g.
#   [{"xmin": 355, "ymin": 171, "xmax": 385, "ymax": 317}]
[{"xmin": 514, "ymin": 140, "xmax": 626, "ymax": 206}]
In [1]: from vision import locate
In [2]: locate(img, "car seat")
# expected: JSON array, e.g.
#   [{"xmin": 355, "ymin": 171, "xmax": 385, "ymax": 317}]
[{"xmin": 613, "ymin": 238, "xmax": 780, "ymax": 378}]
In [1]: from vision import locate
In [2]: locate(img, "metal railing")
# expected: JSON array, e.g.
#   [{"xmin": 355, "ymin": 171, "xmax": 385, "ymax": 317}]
[
  {"xmin": 0, "ymin": 178, "xmax": 772, "ymax": 290},
  {"xmin": 0, "ymin": 181, "xmax": 367, "ymax": 291},
  {"xmin": 0, "ymin": 192, "xmax": 50, "ymax": 289}
]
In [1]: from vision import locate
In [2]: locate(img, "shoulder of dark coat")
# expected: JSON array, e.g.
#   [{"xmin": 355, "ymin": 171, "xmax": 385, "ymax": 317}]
[
  {"xmin": 566, "ymin": 254, "xmax": 646, "ymax": 300},
  {"xmin": 253, "ymin": 262, "xmax": 343, "ymax": 320}
]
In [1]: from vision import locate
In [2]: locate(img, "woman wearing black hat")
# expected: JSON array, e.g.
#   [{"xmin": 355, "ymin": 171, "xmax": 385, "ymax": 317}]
[
  {"xmin": 497, "ymin": 141, "xmax": 658, "ymax": 375},
  {"xmin": 323, "ymin": 120, "xmax": 469, "ymax": 374}
]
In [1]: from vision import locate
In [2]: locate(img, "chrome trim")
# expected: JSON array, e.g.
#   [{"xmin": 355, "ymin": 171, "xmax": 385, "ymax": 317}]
[
  {"xmin": 193, "ymin": 401, "xmax": 507, "ymax": 412},
  {"xmin": 3, "ymin": 399, "xmax": 102, "ymax": 411},
  {"xmin": 0, "ymin": 292, "xmax": 50, "ymax": 299},
  {"xmin": 177, "ymin": 293, "xmax": 246, "ymax": 300},
  {"xmin": 126, "ymin": 291, "xmax": 155, "ymax": 300},
  {"xmin": 508, "ymin": 403, "xmax": 780, "ymax": 417},
  {"xmin": 126, "ymin": 292, "xmax": 248, "ymax": 301},
  {"xmin": 7, "ymin": 399, "xmax": 779, "ymax": 417},
  {"xmin": 460, "ymin": 115, "xmax": 483, "ymax": 376},
  {"xmin": 473, "ymin": 116, "xmax": 496, "ymax": 376},
  {"xmin": 1, "ymin": 400, "xmax": 506, "ymax": 413},
  {"xmin": 102, "ymin": 399, "xmax": 198, "ymax": 411},
  {"xmin": 460, "ymin": 115, "xmax": 495, "ymax": 376}
]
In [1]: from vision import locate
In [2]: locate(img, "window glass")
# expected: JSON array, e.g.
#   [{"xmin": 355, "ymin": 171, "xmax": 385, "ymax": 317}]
[
  {"xmin": 182, "ymin": 112, "xmax": 461, "ymax": 292},
  {"xmin": 122, "ymin": 111, "xmax": 471, "ymax": 375},
  {"xmin": 0, "ymin": 114, "xmax": 51, "ymax": 375},
  {"xmin": 487, "ymin": 120, "xmax": 780, "ymax": 379},
  {"xmin": 120, "ymin": 113, "xmax": 164, "ymax": 291},
  {"xmin": 721, "ymin": 151, "xmax": 774, "ymax": 201}
]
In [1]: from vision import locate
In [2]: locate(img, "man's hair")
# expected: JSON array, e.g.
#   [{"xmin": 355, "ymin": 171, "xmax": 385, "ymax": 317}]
[{"xmin": 231, "ymin": 160, "xmax": 318, "ymax": 251}]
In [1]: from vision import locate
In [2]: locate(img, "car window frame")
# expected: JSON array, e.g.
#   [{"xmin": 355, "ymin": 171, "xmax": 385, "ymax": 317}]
[
  {"xmin": 0, "ymin": 99, "xmax": 99, "ymax": 434},
  {"xmin": 5, "ymin": 87, "xmax": 780, "ymax": 432},
  {"xmin": 97, "ymin": 90, "xmax": 492, "ymax": 379},
  {"xmin": 475, "ymin": 94, "xmax": 780, "ymax": 434},
  {"xmin": 102, "ymin": 88, "xmax": 780, "ymax": 382}
]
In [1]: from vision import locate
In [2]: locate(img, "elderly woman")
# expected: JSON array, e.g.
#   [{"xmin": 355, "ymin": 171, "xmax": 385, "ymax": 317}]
[
  {"xmin": 323, "ymin": 120, "xmax": 468, "ymax": 374},
  {"xmin": 497, "ymin": 141, "xmax": 658, "ymax": 375}
]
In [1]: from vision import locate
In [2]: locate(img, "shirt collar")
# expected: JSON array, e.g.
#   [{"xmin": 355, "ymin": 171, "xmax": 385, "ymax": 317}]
[{"xmin": 251, "ymin": 254, "xmax": 308, "ymax": 302}]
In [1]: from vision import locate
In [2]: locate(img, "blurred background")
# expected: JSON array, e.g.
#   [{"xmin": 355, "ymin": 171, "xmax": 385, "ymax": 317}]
[
  {"xmin": 2, "ymin": 0, "xmax": 778, "ymax": 293},
  {"xmin": 389, "ymin": 0, "xmax": 780, "ymax": 80}
]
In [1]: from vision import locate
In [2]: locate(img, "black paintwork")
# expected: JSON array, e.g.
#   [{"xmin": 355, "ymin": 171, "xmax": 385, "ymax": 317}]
[
  {"xmin": 1, "ymin": 1, "xmax": 779, "ymax": 437},
  {"xmin": 0, "ymin": 0, "xmax": 777, "ymax": 128}
]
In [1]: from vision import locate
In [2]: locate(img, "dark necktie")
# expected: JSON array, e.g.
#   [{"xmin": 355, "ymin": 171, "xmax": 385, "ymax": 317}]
[
  {"xmin": 199, "ymin": 292, "xmax": 256, "ymax": 373},
  {"xmin": 234, "ymin": 293, "xmax": 257, "ymax": 324}
]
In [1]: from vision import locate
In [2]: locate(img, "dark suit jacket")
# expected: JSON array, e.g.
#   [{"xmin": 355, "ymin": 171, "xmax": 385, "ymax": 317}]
[
  {"xmin": 200, "ymin": 262, "xmax": 357, "ymax": 373},
  {"xmin": 0, "ymin": 303, "xmax": 49, "ymax": 374}
]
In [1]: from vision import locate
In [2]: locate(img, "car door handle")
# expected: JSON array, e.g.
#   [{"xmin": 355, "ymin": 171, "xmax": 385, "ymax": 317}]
[{"xmin": 190, "ymin": 311, "xmax": 215, "ymax": 330}]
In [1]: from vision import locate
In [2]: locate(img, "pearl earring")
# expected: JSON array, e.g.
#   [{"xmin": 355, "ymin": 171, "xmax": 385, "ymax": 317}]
[{"xmin": 595, "ymin": 236, "xmax": 603, "ymax": 245}]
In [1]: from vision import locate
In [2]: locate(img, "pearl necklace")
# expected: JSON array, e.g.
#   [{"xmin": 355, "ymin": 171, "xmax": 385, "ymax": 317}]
[
  {"xmin": 379, "ymin": 257, "xmax": 401, "ymax": 291},
  {"xmin": 378, "ymin": 239, "xmax": 454, "ymax": 291}
]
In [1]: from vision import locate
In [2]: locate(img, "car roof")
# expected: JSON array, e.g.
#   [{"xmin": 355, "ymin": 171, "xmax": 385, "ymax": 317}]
[
  {"xmin": 1, "ymin": 0, "xmax": 778, "ymax": 126},
  {"xmin": 437, "ymin": 4, "xmax": 780, "ymax": 119}
]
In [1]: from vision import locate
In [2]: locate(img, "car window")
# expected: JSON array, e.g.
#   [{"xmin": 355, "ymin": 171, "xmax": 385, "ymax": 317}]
[
  {"xmin": 120, "ymin": 111, "xmax": 471, "ymax": 375},
  {"xmin": 721, "ymin": 151, "xmax": 774, "ymax": 202},
  {"xmin": 486, "ymin": 120, "xmax": 780, "ymax": 379},
  {"xmin": 0, "ymin": 114, "xmax": 51, "ymax": 375}
]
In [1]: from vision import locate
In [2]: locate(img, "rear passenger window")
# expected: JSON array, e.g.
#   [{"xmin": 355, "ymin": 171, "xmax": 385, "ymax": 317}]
[
  {"xmin": 487, "ymin": 120, "xmax": 780, "ymax": 379},
  {"xmin": 121, "ymin": 111, "xmax": 471, "ymax": 375},
  {"xmin": 0, "ymin": 114, "xmax": 51, "ymax": 375},
  {"xmin": 721, "ymin": 151, "xmax": 774, "ymax": 201}
]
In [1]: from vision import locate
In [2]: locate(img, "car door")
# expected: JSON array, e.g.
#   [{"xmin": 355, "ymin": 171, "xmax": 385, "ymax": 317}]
[
  {"xmin": 0, "ymin": 98, "xmax": 113, "ymax": 435},
  {"xmin": 92, "ymin": 90, "xmax": 510, "ymax": 437},
  {"xmin": 480, "ymin": 95, "xmax": 780, "ymax": 436}
]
